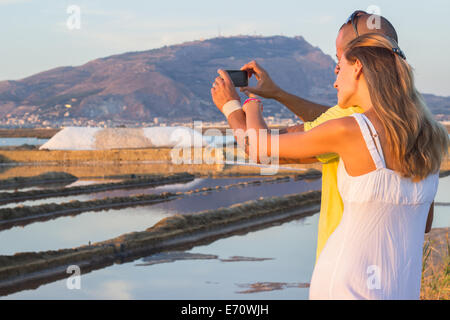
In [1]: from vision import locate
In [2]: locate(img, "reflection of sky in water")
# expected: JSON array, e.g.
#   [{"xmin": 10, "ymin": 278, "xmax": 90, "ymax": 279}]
[
  {"xmin": 0, "ymin": 179, "xmax": 134, "ymax": 208},
  {"xmin": 3, "ymin": 214, "xmax": 318, "ymax": 300},
  {"xmin": 0, "ymin": 177, "xmax": 269, "ymax": 208},
  {"xmin": 0, "ymin": 178, "xmax": 321, "ymax": 255},
  {"xmin": 64, "ymin": 180, "xmax": 121, "ymax": 188}
]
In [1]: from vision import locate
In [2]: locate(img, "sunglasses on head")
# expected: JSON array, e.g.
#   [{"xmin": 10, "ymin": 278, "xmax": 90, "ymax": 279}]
[
  {"xmin": 344, "ymin": 10, "xmax": 406, "ymax": 60},
  {"xmin": 345, "ymin": 10, "xmax": 368, "ymax": 38}
]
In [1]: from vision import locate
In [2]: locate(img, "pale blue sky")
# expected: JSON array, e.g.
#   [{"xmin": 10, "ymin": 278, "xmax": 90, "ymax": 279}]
[{"xmin": 0, "ymin": 0, "xmax": 449, "ymax": 96}]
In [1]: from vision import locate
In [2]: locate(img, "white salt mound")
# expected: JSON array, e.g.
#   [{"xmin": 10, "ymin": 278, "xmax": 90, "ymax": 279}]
[{"xmin": 39, "ymin": 126, "xmax": 209, "ymax": 150}]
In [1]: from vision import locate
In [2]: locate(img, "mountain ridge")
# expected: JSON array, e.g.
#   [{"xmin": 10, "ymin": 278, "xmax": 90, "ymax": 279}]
[{"xmin": 0, "ymin": 35, "xmax": 448, "ymax": 127}]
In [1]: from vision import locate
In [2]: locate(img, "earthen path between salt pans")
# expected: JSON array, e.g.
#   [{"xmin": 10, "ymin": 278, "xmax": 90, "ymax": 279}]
[
  {"xmin": 0, "ymin": 170, "xmax": 322, "ymax": 231},
  {"xmin": 0, "ymin": 172, "xmax": 195, "ymax": 204}
]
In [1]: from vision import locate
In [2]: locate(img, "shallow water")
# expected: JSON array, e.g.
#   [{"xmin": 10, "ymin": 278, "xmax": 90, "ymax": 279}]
[
  {"xmin": 0, "ymin": 179, "xmax": 119, "ymax": 195},
  {"xmin": 0, "ymin": 177, "xmax": 321, "ymax": 255},
  {"xmin": 0, "ymin": 138, "xmax": 48, "ymax": 146},
  {"xmin": 0, "ymin": 175, "xmax": 448, "ymax": 299},
  {"xmin": 0, "ymin": 177, "xmax": 271, "ymax": 208},
  {"xmin": 3, "ymin": 214, "xmax": 319, "ymax": 299}
]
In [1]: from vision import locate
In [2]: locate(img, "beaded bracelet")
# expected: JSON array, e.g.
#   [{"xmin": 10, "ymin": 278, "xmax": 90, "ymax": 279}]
[{"xmin": 242, "ymin": 98, "xmax": 263, "ymax": 113}]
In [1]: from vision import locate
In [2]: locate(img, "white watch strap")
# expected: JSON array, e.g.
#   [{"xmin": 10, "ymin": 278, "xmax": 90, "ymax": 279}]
[{"xmin": 222, "ymin": 100, "xmax": 242, "ymax": 118}]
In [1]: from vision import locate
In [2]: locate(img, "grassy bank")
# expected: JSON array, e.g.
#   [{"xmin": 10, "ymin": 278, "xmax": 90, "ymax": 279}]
[{"xmin": 421, "ymin": 228, "xmax": 449, "ymax": 300}]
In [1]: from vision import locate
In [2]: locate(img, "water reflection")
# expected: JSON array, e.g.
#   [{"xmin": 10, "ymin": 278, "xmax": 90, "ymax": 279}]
[
  {"xmin": 0, "ymin": 178, "xmax": 321, "ymax": 255},
  {"xmin": 235, "ymin": 282, "xmax": 309, "ymax": 294},
  {"xmin": 135, "ymin": 252, "xmax": 274, "ymax": 266},
  {"xmin": 136, "ymin": 252, "xmax": 219, "ymax": 266},
  {"xmin": 0, "ymin": 177, "xmax": 257, "ymax": 208},
  {"xmin": 1, "ymin": 176, "xmax": 447, "ymax": 299},
  {"xmin": 3, "ymin": 214, "xmax": 319, "ymax": 300}
]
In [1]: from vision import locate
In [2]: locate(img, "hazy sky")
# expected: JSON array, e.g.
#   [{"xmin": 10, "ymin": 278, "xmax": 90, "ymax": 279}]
[{"xmin": 0, "ymin": 0, "xmax": 449, "ymax": 96}]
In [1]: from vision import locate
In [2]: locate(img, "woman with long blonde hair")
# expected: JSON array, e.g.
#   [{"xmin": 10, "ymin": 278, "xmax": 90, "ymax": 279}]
[{"xmin": 212, "ymin": 33, "xmax": 448, "ymax": 299}]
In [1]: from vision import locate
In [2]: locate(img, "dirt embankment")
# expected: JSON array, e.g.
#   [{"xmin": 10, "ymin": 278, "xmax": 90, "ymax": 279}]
[
  {"xmin": 0, "ymin": 128, "xmax": 60, "ymax": 139},
  {"xmin": 0, "ymin": 190, "xmax": 322, "ymax": 295},
  {"xmin": 0, "ymin": 146, "xmax": 322, "ymax": 169},
  {"xmin": 0, "ymin": 163, "xmax": 227, "ymax": 180},
  {"xmin": 0, "ymin": 145, "xmax": 447, "ymax": 172},
  {"xmin": 0, "ymin": 148, "xmax": 199, "ymax": 163},
  {"xmin": 0, "ymin": 172, "xmax": 195, "ymax": 204},
  {"xmin": 0, "ymin": 172, "xmax": 77, "ymax": 190}
]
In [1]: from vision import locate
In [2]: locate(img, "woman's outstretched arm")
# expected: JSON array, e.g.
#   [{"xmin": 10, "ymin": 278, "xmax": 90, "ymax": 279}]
[{"xmin": 244, "ymin": 100, "xmax": 350, "ymax": 162}]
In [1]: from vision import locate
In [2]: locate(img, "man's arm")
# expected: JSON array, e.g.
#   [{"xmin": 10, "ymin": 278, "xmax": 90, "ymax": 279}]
[
  {"xmin": 227, "ymin": 107, "xmax": 305, "ymax": 135},
  {"xmin": 212, "ymin": 71, "xmax": 318, "ymax": 164},
  {"xmin": 273, "ymin": 89, "xmax": 330, "ymax": 123},
  {"xmin": 227, "ymin": 60, "xmax": 330, "ymax": 133},
  {"xmin": 240, "ymin": 61, "xmax": 330, "ymax": 122}
]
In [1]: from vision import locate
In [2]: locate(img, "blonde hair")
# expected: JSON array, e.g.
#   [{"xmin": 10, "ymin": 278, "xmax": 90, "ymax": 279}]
[{"xmin": 345, "ymin": 33, "xmax": 448, "ymax": 181}]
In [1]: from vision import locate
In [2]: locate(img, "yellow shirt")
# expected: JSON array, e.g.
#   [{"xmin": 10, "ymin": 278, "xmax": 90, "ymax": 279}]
[{"xmin": 304, "ymin": 105, "xmax": 364, "ymax": 261}]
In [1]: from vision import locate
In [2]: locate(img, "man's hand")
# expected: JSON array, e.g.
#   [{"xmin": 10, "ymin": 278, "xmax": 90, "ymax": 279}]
[
  {"xmin": 241, "ymin": 60, "xmax": 329, "ymax": 122},
  {"xmin": 211, "ymin": 69, "xmax": 241, "ymax": 112},
  {"xmin": 240, "ymin": 60, "xmax": 282, "ymax": 99}
]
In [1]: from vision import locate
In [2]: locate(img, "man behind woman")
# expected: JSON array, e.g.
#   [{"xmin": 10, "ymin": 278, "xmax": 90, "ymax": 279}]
[
  {"xmin": 212, "ymin": 11, "xmax": 408, "ymax": 262},
  {"xmin": 211, "ymin": 14, "xmax": 448, "ymax": 299}
]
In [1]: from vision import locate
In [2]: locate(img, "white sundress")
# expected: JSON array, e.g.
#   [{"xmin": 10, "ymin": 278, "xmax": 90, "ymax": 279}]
[{"xmin": 309, "ymin": 113, "xmax": 439, "ymax": 300}]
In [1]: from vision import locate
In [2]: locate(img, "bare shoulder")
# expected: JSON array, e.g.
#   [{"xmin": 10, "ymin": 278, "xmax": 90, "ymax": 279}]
[
  {"xmin": 335, "ymin": 115, "xmax": 359, "ymax": 130},
  {"xmin": 316, "ymin": 116, "xmax": 362, "ymax": 156},
  {"xmin": 314, "ymin": 116, "xmax": 358, "ymax": 136}
]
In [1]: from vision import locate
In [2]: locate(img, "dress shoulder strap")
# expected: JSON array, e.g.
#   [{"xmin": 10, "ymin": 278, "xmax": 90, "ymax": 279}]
[
  {"xmin": 360, "ymin": 114, "xmax": 386, "ymax": 167},
  {"xmin": 351, "ymin": 113, "xmax": 386, "ymax": 169}
]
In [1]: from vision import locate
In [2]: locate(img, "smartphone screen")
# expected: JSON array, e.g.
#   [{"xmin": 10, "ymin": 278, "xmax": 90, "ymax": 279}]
[{"xmin": 225, "ymin": 70, "xmax": 248, "ymax": 87}]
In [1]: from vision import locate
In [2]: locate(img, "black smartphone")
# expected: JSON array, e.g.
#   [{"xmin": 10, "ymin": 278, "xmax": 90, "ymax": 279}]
[{"xmin": 225, "ymin": 70, "xmax": 248, "ymax": 87}]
